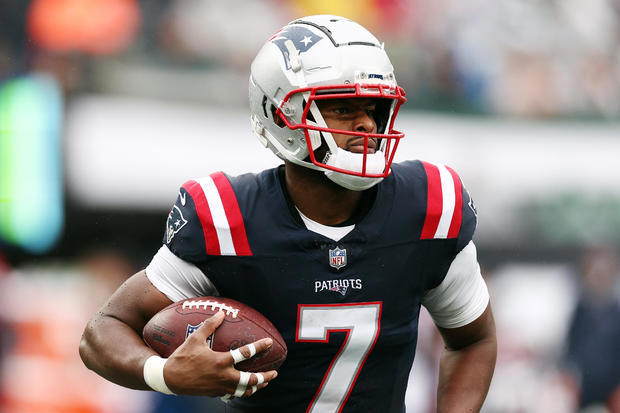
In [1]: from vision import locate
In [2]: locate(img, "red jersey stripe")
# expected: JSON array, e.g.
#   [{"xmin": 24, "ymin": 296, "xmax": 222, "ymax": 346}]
[
  {"xmin": 446, "ymin": 166, "xmax": 463, "ymax": 238},
  {"xmin": 210, "ymin": 172, "xmax": 253, "ymax": 256},
  {"xmin": 420, "ymin": 161, "xmax": 443, "ymax": 239},
  {"xmin": 182, "ymin": 180, "xmax": 221, "ymax": 255}
]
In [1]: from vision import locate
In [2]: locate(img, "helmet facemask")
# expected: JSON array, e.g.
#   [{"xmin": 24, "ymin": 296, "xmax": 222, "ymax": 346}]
[{"xmin": 275, "ymin": 83, "xmax": 406, "ymax": 190}]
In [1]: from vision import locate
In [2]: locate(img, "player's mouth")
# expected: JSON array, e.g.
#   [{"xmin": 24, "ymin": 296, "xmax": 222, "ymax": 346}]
[{"xmin": 348, "ymin": 138, "xmax": 377, "ymax": 154}]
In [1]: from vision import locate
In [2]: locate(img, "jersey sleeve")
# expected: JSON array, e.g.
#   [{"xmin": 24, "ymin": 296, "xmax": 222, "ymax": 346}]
[
  {"xmin": 163, "ymin": 172, "xmax": 253, "ymax": 263},
  {"xmin": 146, "ymin": 245, "xmax": 219, "ymax": 302},
  {"xmin": 419, "ymin": 161, "xmax": 478, "ymax": 253},
  {"xmin": 421, "ymin": 241, "xmax": 489, "ymax": 328},
  {"xmin": 163, "ymin": 181, "xmax": 208, "ymax": 263}
]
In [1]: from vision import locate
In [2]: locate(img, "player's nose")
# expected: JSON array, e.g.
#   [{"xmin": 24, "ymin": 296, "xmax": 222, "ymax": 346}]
[{"xmin": 354, "ymin": 110, "xmax": 376, "ymax": 133}]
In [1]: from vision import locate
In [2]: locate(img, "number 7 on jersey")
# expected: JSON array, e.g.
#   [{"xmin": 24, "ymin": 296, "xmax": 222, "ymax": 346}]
[{"xmin": 296, "ymin": 302, "xmax": 382, "ymax": 413}]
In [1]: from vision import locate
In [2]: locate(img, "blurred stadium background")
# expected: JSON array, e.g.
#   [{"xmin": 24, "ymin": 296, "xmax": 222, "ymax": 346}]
[{"xmin": 1, "ymin": 0, "xmax": 619, "ymax": 412}]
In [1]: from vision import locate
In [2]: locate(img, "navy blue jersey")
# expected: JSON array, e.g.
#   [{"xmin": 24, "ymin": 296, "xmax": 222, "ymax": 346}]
[{"xmin": 162, "ymin": 160, "xmax": 477, "ymax": 413}]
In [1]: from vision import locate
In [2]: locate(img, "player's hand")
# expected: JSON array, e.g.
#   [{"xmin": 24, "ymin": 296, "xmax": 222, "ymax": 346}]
[{"xmin": 162, "ymin": 311, "xmax": 278, "ymax": 397}]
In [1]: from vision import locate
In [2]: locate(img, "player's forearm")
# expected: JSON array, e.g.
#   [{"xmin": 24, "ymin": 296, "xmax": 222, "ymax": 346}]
[
  {"xmin": 436, "ymin": 334, "xmax": 497, "ymax": 413},
  {"xmin": 79, "ymin": 312, "xmax": 156, "ymax": 390}
]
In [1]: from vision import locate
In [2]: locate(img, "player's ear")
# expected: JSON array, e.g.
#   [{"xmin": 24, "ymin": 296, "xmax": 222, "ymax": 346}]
[{"xmin": 274, "ymin": 116, "xmax": 285, "ymax": 127}]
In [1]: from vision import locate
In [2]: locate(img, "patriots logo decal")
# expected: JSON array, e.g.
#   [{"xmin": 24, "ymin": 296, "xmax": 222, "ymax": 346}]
[
  {"xmin": 329, "ymin": 284, "xmax": 349, "ymax": 296},
  {"xmin": 166, "ymin": 204, "xmax": 188, "ymax": 244},
  {"xmin": 271, "ymin": 26, "xmax": 323, "ymax": 70},
  {"xmin": 468, "ymin": 197, "xmax": 478, "ymax": 219}
]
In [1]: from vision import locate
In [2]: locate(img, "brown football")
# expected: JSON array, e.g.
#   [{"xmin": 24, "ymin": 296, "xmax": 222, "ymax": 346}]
[{"xmin": 142, "ymin": 296, "xmax": 287, "ymax": 372}]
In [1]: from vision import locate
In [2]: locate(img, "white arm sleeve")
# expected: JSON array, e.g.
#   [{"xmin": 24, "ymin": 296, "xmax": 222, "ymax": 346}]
[
  {"xmin": 421, "ymin": 241, "xmax": 489, "ymax": 329},
  {"xmin": 145, "ymin": 245, "xmax": 219, "ymax": 302}
]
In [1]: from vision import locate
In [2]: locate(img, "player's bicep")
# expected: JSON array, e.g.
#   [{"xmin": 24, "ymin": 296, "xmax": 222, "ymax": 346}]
[
  {"xmin": 437, "ymin": 303, "xmax": 495, "ymax": 351},
  {"xmin": 99, "ymin": 270, "xmax": 173, "ymax": 334},
  {"xmin": 421, "ymin": 241, "xmax": 489, "ymax": 329}
]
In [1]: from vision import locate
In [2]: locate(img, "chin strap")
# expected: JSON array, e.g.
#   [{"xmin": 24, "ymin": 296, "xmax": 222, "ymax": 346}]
[
  {"xmin": 304, "ymin": 95, "xmax": 325, "ymax": 152},
  {"xmin": 323, "ymin": 148, "xmax": 386, "ymax": 191}
]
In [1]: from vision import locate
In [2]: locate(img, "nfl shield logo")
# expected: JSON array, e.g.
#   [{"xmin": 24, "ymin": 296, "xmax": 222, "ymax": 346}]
[
  {"xmin": 329, "ymin": 247, "xmax": 347, "ymax": 269},
  {"xmin": 186, "ymin": 322, "xmax": 214, "ymax": 348},
  {"xmin": 186, "ymin": 322, "xmax": 204, "ymax": 338}
]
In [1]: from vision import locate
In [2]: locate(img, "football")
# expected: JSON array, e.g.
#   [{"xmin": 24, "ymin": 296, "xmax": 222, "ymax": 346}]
[{"xmin": 143, "ymin": 296, "xmax": 287, "ymax": 372}]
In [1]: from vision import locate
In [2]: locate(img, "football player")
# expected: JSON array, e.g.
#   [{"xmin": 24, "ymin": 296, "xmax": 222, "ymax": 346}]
[{"xmin": 80, "ymin": 15, "xmax": 496, "ymax": 413}]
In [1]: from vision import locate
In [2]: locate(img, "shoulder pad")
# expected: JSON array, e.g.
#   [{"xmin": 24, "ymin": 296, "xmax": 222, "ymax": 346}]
[
  {"xmin": 165, "ymin": 172, "xmax": 252, "ymax": 260},
  {"xmin": 419, "ymin": 161, "xmax": 477, "ymax": 251}
]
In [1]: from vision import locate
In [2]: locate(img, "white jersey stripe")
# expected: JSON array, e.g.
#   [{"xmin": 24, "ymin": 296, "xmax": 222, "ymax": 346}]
[
  {"xmin": 198, "ymin": 177, "xmax": 237, "ymax": 255},
  {"xmin": 434, "ymin": 164, "xmax": 456, "ymax": 239}
]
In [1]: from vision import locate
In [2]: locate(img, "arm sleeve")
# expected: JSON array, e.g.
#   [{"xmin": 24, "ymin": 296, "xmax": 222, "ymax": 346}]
[
  {"xmin": 421, "ymin": 241, "xmax": 489, "ymax": 328},
  {"xmin": 145, "ymin": 244, "xmax": 219, "ymax": 302}
]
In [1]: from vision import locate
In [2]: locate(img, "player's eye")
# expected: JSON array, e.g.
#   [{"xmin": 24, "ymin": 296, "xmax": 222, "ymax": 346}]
[{"xmin": 362, "ymin": 103, "xmax": 377, "ymax": 117}]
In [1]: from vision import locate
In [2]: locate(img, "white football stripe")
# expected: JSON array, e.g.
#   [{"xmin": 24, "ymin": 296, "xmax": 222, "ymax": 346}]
[
  {"xmin": 198, "ymin": 177, "xmax": 236, "ymax": 255},
  {"xmin": 434, "ymin": 164, "xmax": 456, "ymax": 239}
]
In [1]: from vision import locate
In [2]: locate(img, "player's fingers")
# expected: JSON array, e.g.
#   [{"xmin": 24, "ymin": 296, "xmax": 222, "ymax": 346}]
[
  {"xmin": 191, "ymin": 311, "xmax": 225, "ymax": 341},
  {"xmin": 247, "ymin": 371, "xmax": 278, "ymax": 386},
  {"xmin": 235, "ymin": 373, "xmax": 277, "ymax": 397},
  {"xmin": 232, "ymin": 371, "xmax": 252, "ymax": 397},
  {"xmin": 240, "ymin": 382, "xmax": 269, "ymax": 397},
  {"xmin": 228, "ymin": 338, "xmax": 272, "ymax": 365},
  {"xmin": 235, "ymin": 372, "xmax": 273, "ymax": 398}
]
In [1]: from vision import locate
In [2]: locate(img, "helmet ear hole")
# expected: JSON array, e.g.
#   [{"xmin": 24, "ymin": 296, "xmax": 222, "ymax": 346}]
[
  {"xmin": 261, "ymin": 95, "xmax": 269, "ymax": 118},
  {"xmin": 271, "ymin": 105, "xmax": 286, "ymax": 128}
]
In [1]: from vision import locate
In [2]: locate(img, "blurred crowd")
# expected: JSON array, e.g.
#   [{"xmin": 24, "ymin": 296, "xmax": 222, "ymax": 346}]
[
  {"xmin": 1, "ymin": 0, "xmax": 620, "ymax": 118},
  {"xmin": 1, "ymin": 1, "xmax": 620, "ymax": 413}
]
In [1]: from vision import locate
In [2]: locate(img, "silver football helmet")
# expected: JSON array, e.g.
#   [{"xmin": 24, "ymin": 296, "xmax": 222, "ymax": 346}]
[{"xmin": 249, "ymin": 15, "xmax": 406, "ymax": 191}]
